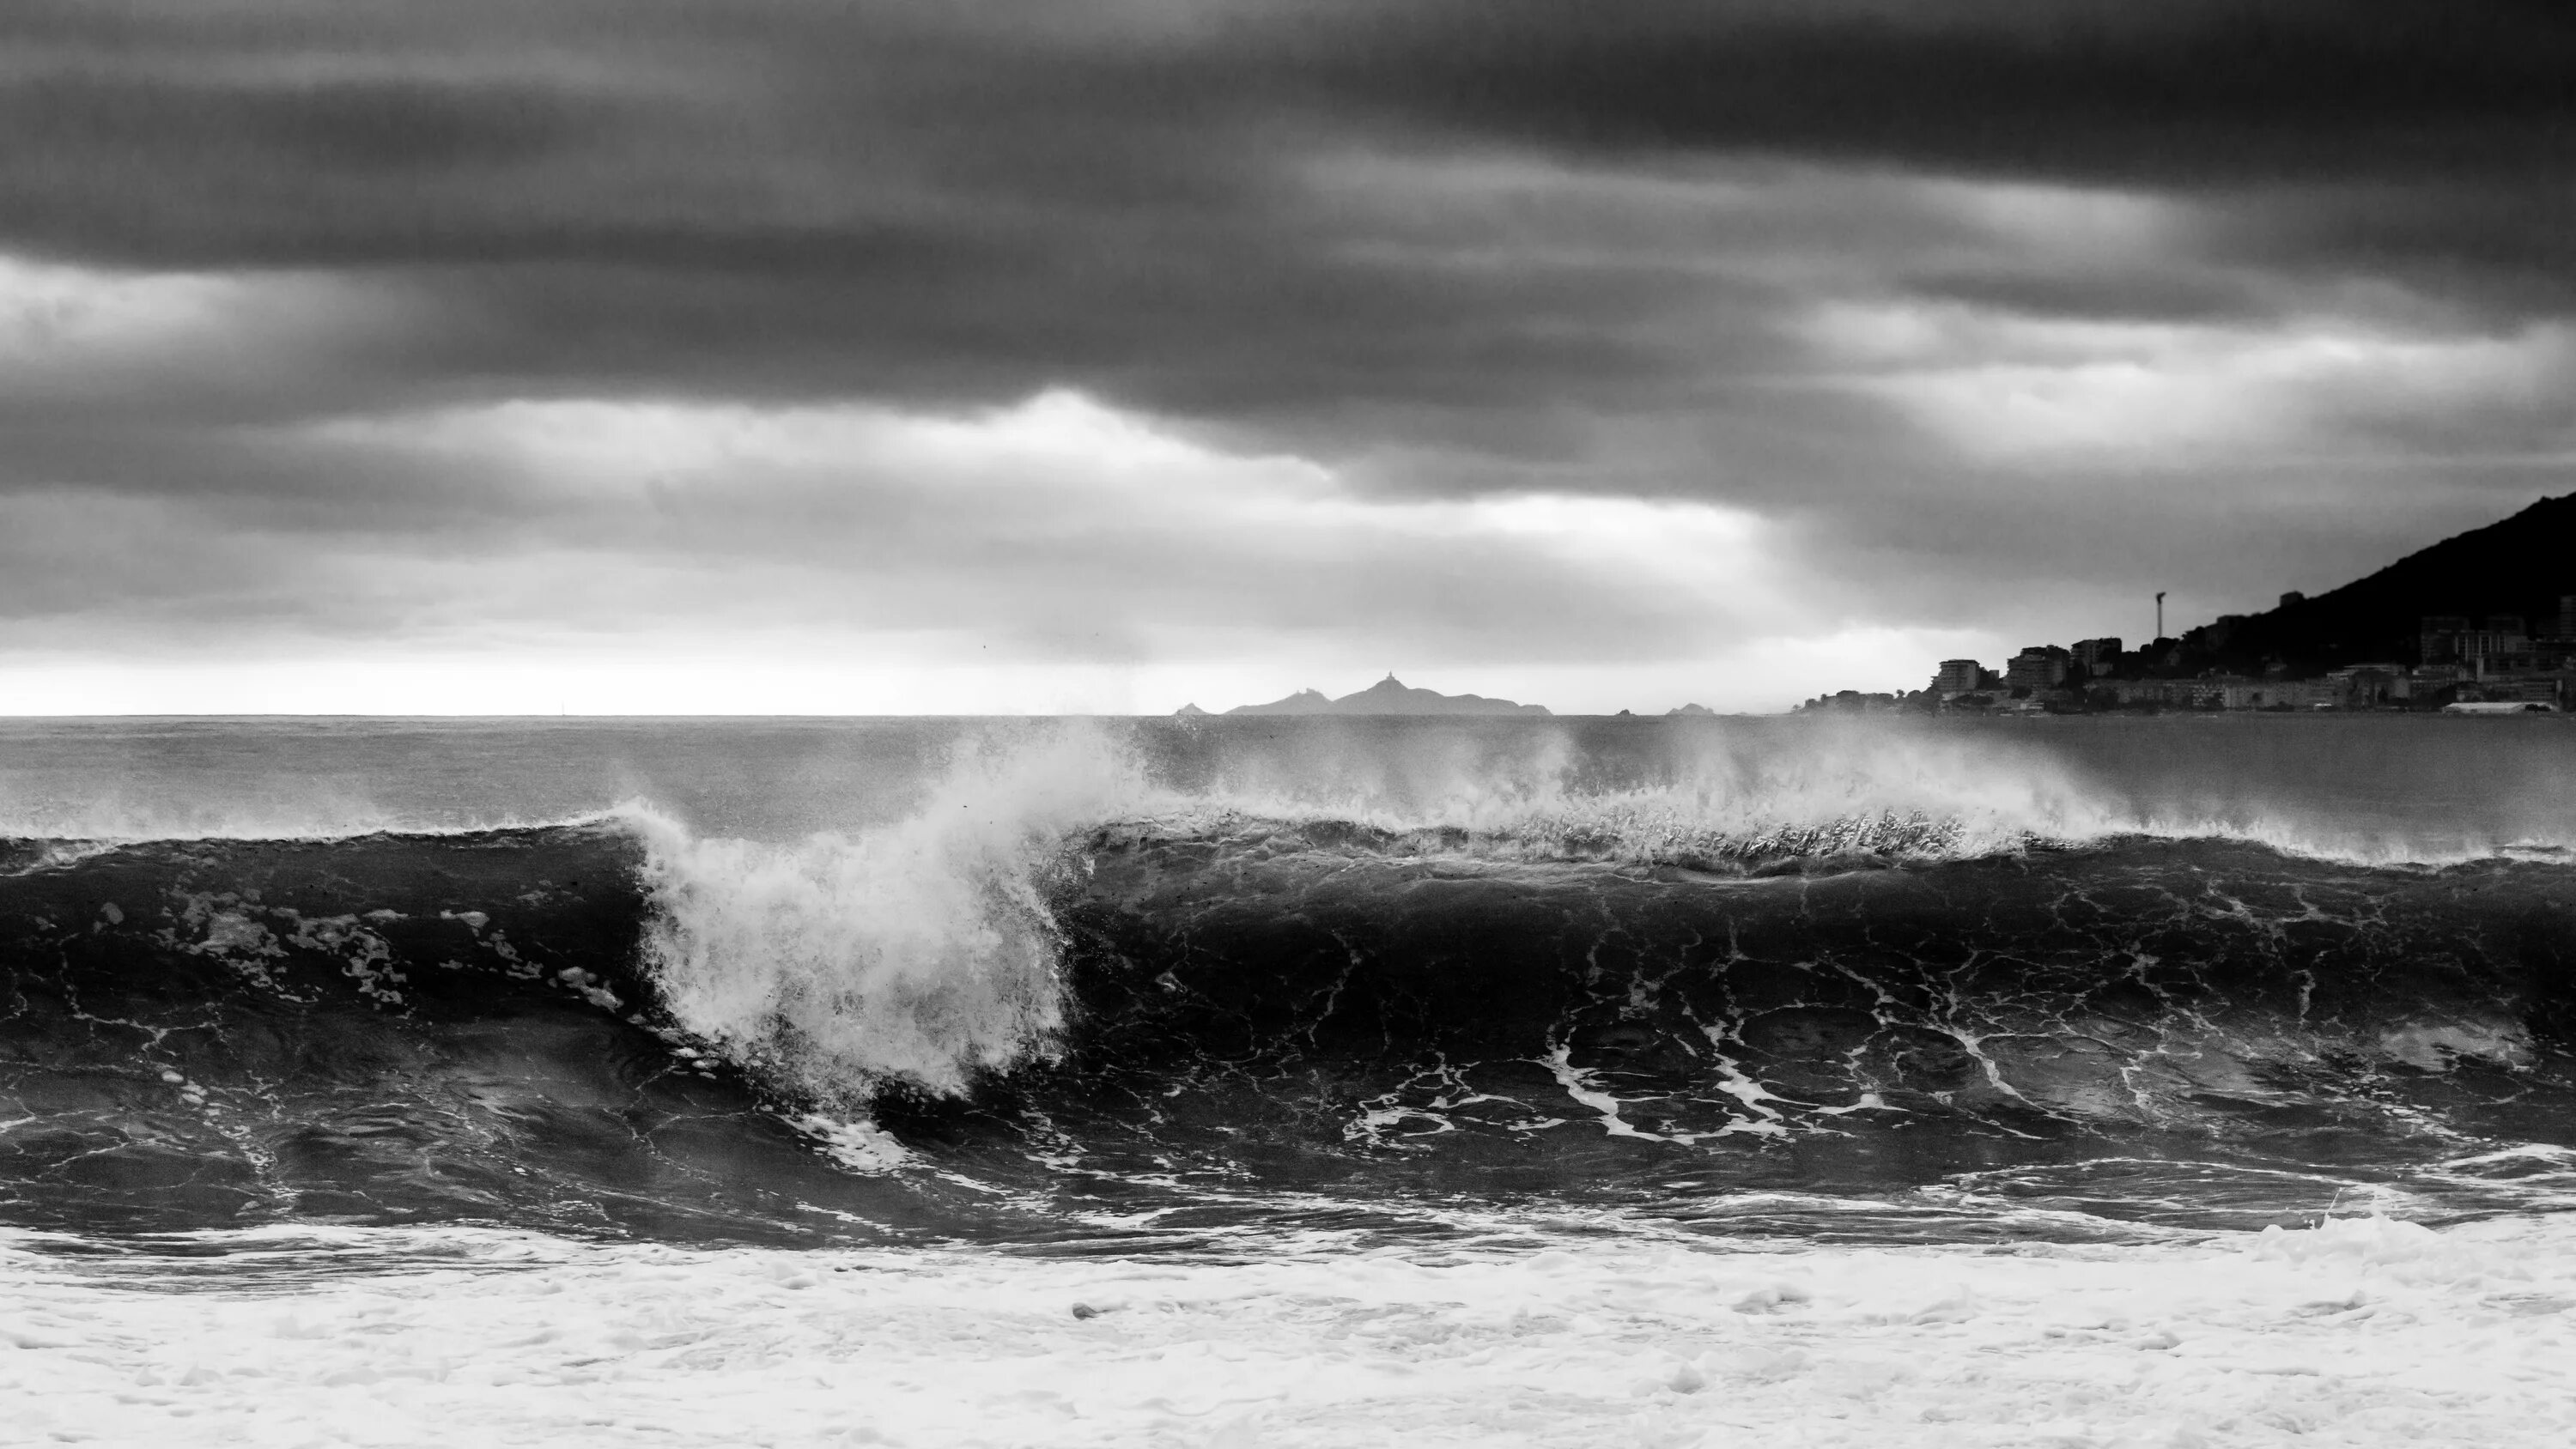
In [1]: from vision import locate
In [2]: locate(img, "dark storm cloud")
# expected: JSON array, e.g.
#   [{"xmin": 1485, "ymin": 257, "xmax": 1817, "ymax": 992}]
[
  {"xmin": 2, "ymin": 0, "xmax": 2565, "ymax": 428},
  {"xmin": 1280, "ymin": 1, "xmax": 2575, "ymax": 180},
  {"xmin": 2, "ymin": 0, "xmax": 2570, "ymax": 707}
]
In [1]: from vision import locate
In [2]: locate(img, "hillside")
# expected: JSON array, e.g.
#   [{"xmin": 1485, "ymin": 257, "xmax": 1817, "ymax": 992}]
[{"xmin": 2180, "ymin": 492, "xmax": 2576, "ymax": 671}]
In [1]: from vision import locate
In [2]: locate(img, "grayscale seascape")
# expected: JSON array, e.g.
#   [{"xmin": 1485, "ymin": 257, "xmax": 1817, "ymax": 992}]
[
  {"xmin": 6, "ymin": 1, "xmax": 2573, "ymax": 1443},
  {"xmin": 9, "ymin": 714, "xmax": 2576, "ymax": 1442}
]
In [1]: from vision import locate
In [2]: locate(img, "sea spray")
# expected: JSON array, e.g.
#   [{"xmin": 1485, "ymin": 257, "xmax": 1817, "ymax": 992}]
[
  {"xmin": 1145, "ymin": 714, "xmax": 2569, "ymax": 867},
  {"xmin": 10, "ymin": 714, "xmax": 2558, "ymax": 871},
  {"xmin": 625, "ymin": 723, "xmax": 1163, "ymax": 1101},
  {"xmin": 1150, "ymin": 713, "xmax": 2128, "ymax": 865}
]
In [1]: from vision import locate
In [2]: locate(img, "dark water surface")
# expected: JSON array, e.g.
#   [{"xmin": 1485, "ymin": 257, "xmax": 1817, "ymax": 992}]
[{"xmin": 5, "ymin": 714, "xmax": 2573, "ymax": 1251}]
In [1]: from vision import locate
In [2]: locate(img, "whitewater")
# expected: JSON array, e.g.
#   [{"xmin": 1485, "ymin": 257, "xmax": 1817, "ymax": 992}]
[{"xmin": 6, "ymin": 712, "xmax": 2576, "ymax": 1446}]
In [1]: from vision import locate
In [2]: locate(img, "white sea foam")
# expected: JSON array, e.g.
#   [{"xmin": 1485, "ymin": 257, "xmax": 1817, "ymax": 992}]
[
  {"xmin": 8, "ymin": 1210, "xmax": 2573, "ymax": 1446},
  {"xmin": 620, "ymin": 726, "xmax": 1161, "ymax": 1100}
]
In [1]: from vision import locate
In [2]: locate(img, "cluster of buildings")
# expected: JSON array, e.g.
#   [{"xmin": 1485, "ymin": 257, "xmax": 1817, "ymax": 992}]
[{"xmin": 1801, "ymin": 597, "xmax": 2576, "ymax": 715}]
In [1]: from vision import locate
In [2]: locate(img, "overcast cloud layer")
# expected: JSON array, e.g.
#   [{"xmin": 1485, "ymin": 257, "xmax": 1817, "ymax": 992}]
[{"xmin": 3, "ymin": 0, "xmax": 2571, "ymax": 712}]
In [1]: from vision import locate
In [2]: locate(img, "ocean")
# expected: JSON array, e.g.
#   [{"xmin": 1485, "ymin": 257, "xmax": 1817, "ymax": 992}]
[{"xmin": 6, "ymin": 712, "xmax": 2576, "ymax": 1446}]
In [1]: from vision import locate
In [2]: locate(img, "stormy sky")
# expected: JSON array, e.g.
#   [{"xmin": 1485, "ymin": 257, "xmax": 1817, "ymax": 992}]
[{"xmin": 4, "ymin": 0, "xmax": 2570, "ymax": 713}]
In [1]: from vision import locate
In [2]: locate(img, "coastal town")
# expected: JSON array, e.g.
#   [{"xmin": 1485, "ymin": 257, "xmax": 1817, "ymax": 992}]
[
  {"xmin": 1188, "ymin": 499, "xmax": 2576, "ymax": 720},
  {"xmin": 1803, "ymin": 597, "xmax": 2576, "ymax": 715}
]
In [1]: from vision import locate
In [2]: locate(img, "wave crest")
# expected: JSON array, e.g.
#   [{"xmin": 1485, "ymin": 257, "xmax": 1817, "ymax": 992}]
[{"xmin": 621, "ymin": 731, "xmax": 1155, "ymax": 1100}]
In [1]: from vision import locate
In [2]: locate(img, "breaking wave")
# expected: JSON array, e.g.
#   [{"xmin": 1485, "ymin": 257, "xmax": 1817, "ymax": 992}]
[
  {"xmin": 617, "ymin": 731, "xmax": 1145, "ymax": 1101},
  {"xmin": 6, "ymin": 718, "xmax": 2576, "ymax": 1240}
]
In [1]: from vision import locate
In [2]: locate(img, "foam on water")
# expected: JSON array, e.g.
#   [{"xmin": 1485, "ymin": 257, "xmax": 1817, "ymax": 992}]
[{"xmin": 9, "ymin": 1210, "xmax": 2573, "ymax": 1447}]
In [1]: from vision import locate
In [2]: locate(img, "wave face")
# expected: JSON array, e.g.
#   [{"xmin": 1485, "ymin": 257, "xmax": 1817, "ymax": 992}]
[
  {"xmin": 982, "ymin": 824, "xmax": 2576, "ymax": 1227},
  {"xmin": 0, "ymin": 826, "xmax": 792, "ymax": 1237},
  {"xmin": 6, "ymin": 715, "xmax": 2576, "ymax": 1245}
]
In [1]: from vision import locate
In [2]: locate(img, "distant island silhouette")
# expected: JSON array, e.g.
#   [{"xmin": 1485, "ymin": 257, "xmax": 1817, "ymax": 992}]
[{"xmin": 1213, "ymin": 675, "xmax": 1552, "ymax": 717}]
